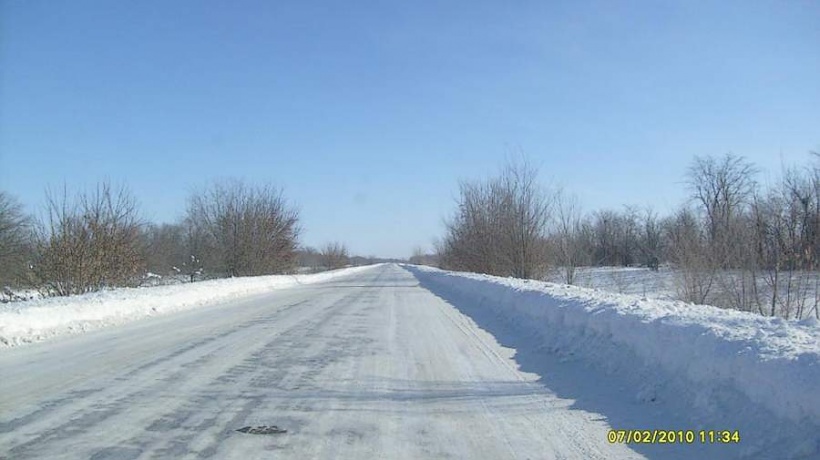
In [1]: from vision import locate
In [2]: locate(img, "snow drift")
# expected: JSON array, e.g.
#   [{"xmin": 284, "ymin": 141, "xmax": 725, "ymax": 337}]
[
  {"xmin": 0, "ymin": 265, "xmax": 378, "ymax": 348},
  {"xmin": 405, "ymin": 264, "xmax": 820, "ymax": 459}
]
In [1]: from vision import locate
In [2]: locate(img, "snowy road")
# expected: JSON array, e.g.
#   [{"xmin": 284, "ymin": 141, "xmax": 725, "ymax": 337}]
[{"xmin": 0, "ymin": 264, "xmax": 645, "ymax": 459}]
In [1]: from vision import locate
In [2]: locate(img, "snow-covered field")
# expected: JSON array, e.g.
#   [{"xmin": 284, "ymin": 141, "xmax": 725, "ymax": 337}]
[
  {"xmin": 546, "ymin": 266, "xmax": 679, "ymax": 299},
  {"xmin": 547, "ymin": 266, "xmax": 820, "ymax": 319},
  {"xmin": 407, "ymin": 265, "xmax": 820, "ymax": 459},
  {"xmin": 0, "ymin": 265, "xmax": 378, "ymax": 348}
]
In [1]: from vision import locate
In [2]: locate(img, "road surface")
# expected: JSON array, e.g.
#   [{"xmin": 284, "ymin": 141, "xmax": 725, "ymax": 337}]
[{"xmin": 0, "ymin": 264, "xmax": 642, "ymax": 459}]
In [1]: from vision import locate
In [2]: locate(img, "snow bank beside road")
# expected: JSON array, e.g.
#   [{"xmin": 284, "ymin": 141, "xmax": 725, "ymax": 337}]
[
  {"xmin": 405, "ymin": 265, "xmax": 820, "ymax": 458},
  {"xmin": 0, "ymin": 265, "xmax": 378, "ymax": 348}
]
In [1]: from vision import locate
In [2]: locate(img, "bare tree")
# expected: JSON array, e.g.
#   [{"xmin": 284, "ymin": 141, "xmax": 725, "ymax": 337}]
[
  {"xmin": 31, "ymin": 183, "xmax": 145, "ymax": 296},
  {"xmin": 185, "ymin": 180, "xmax": 301, "ymax": 277},
  {"xmin": 179, "ymin": 216, "xmax": 208, "ymax": 282},
  {"xmin": 638, "ymin": 208, "xmax": 663, "ymax": 270},
  {"xmin": 687, "ymin": 154, "xmax": 757, "ymax": 269},
  {"xmin": 410, "ymin": 246, "xmax": 425, "ymax": 263},
  {"xmin": 297, "ymin": 246, "xmax": 323, "ymax": 272},
  {"xmin": 141, "ymin": 223, "xmax": 186, "ymax": 278},
  {"xmin": 591, "ymin": 210, "xmax": 619, "ymax": 266},
  {"xmin": 0, "ymin": 191, "xmax": 32, "ymax": 288},
  {"xmin": 321, "ymin": 242, "xmax": 349, "ymax": 269},
  {"xmin": 440, "ymin": 158, "xmax": 554, "ymax": 279},
  {"xmin": 589, "ymin": 209, "xmax": 640, "ymax": 267},
  {"xmin": 440, "ymin": 179, "xmax": 506, "ymax": 274},
  {"xmin": 409, "ymin": 245, "xmax": 438, "ymax": 266},
  {"xmin": 553, "ymin": 190, "xmax": 585, "ymax": 284},
  {"xmin": 665, "ymin": 206, "xmax": 714, "ymax": 304},
  {"xmin": 497, "ymin": 159, "xmax": 555, "ymax": 278},
  {"xmin": 677, "ymin": 154, "xmax": 762, "ymax": 311}
]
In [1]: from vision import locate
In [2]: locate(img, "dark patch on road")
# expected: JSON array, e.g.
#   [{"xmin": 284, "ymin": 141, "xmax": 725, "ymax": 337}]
[{"xmin": 236, "ymin": 425, "xmax": 287, "ymax": 435}]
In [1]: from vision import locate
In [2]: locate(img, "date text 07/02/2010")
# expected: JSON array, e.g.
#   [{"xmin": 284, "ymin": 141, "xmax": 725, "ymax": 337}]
[{"xmin": 607, "ymin": 429, "xmax": 741, "ymax": 445}]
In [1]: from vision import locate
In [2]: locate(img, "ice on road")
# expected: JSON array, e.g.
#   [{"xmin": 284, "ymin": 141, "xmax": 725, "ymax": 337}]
[{"xmin": 1, "ymin": 265, "xmax": 644, "ymax": 459}]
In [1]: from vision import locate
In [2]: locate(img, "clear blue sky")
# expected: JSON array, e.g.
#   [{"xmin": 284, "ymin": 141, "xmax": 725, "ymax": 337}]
[{"xmin": 1, "ymin": 0, "xmax": 818, "ymax": 258}]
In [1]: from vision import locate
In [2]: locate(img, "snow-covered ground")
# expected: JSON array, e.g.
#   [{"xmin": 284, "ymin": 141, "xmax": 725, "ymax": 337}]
[
  {"xmin": 547, "ymin": 266, "xmax": 820, "ymax": 319},
  {"xmin": 1, "ymin": 264, "xmax": 647, "ymax": 460},
  {"xmin": 406, "ymin": 265, "xmax": 820, "ymax": 459},
  {"xmin": 2, "ymin": 263, "xmax": 817, "ymax": 458},
  {"xmin": 546, "ymin": 266, "xmax": 678, "ymax": 299},
  {"xmin": 3, "ymin": 262, "xmax": 818, "ymax": 457},
  {"xmin": 0, "ymin": 265, "xmax": 378, "ymax": 348}
]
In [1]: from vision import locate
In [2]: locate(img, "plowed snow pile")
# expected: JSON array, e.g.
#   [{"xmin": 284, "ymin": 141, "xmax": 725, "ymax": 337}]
[
  {"xmin": 0, "ymin": 265, "xmax": 377, "ymax": 348},
  {"xmin": 406, "ymin": 265, "xmax": 820, "ymax": 459}
]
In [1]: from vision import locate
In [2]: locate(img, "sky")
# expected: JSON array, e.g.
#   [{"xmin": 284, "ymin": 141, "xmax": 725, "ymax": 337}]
[{"xmin": 1, "ymin": 0, "xmax": 819, "ymax": 258}]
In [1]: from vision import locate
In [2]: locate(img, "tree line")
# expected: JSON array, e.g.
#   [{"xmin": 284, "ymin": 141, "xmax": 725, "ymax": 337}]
[
  {"xmin": 0, "ymin": 180, "xmax": 355, "ymax": 299},
  {"xmin": 436, "ymin": 153, "xmax": 820, "ymax": 319}
]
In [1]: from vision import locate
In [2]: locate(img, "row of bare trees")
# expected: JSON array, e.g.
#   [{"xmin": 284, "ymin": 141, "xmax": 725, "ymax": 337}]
[
  {"xmin": 0, "ymin": 180, "xmax": 307, "ymax": 298},
  {"xmin": 672, "ymin": 154, "xmax": 820, "ymax": 318},
  {"xmin": 437, "ymin": 153, "xmax": 820, "ymax": 319},
  {"xmin": 436, "ymin": 159, "xmax": 666, "ymax": 283}
]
